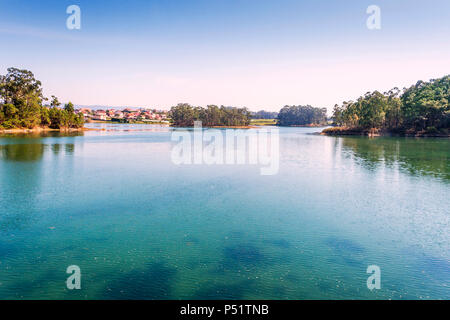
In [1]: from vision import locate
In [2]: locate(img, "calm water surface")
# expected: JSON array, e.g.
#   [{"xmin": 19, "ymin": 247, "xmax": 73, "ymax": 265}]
[{"xmin": 0, "ymin": 124, "xmax": 449, "ymax": 299}]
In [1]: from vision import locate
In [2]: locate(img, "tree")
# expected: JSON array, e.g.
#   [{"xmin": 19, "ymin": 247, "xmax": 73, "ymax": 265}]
[
  {"xmin": 64, "ymin": 102, "xmax": 74, "ymax": 113},
  {"xmin": 50, "ymin": 95, "xmax": 61, "ymax": 107},
  {"xmin": 401, "ymin": 76, "xmax": 450, "ymax": 130},
  {"xmin": 277, "ymin": 105, "xmax": 327, "ymax": 126},
  {"xmin": 330, "ymin": 75, "xmax": 450, "ymax": 133},
  {"xmin": 0, "ymin": 68, "xmax": 44, "ymax": 128},
  {"xmin": 0, "ymin": 67, "xmax": 84, "ymax": 130},
  {"xmin": 0, "ymin": 104, "xmax": 20, "ymax": 128},
  {"xmin": 0, "ymin": 67, "xmax": 43, "ymax": 105},
  {"xmin": 40, "ymin": 106, "xmax": 51, "ymax": 126},
  {"xmin": 170, "ymin": 103, "xmax": 199, "ymax": 127},
  {"xmin": 252, "ymin": 110, "xmax": 278, "ymax": 119},
  {"xmin": 169, "ymin": 103, "xmax": 251, "ymax": 127}
]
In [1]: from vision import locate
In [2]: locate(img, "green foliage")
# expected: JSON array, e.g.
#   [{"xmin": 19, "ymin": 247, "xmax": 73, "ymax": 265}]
[
  {"xmin": 50, "ymin": 95, "xmax": 61, "ymax": 107},
  {"xmin": 401, "ymin": 76, "xmax": 450, "ymax": 130},
  {"xmin": 0, "ymin": 67, "xmax": 43, "ymax": 105},
  {"xmin": 47, "ymin": 104, "xmax": 84, "ymax": 129},
  {"xmin": 170, "ymin": 103, "xmax": 251, "ymax": 127},
  {"xmin": 40, "ymin": 106, "xmax": 50, "ymax": 126},
  {"xmin": 252, "ymin": 110, "xmax": 278, "ymax": 119},
  {"xmin": 64, "ymin": 102, "xmax": 75, "ymax": 114},
  {"xmin": 277, "ymin": 105, "xmax": 327, "ymax": 126},
  {"xmin": 332, "ymin": 76, "xmax": 450, "ymax": 132},
  {"xmin": 0, "ymin": 67, "xmax": 83, "ymax": 130}
]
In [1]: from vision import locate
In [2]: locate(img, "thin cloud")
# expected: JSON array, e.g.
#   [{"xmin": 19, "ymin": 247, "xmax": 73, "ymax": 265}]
[{"xmin": 0, "ymin": 24, "xmax": 128, "ymax": 45}]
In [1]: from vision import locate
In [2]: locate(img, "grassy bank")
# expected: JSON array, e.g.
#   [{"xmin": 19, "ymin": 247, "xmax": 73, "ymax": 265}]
[{"xmin": 250, "ymin": 119, "xmax": 277, "ymax": 126}]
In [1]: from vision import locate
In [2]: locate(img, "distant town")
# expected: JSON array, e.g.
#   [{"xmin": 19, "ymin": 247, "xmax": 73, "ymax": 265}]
[{"xmin": 75, "ymin": 107, "xmax": 170, "ymax": 123}]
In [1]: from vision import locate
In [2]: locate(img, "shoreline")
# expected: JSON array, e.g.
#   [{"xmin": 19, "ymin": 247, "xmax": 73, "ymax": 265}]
[
  {"xmin": 91, "ymin": 121, "xmax": 256, "ymax": 129},
  {"xmin": 282, "ymin": 124, "xmax": 328, "ymax": 128},
  {"xmin": 88, "ymin": 120, "xmax": 170, "ymax": 125},
  {"xmin": 321, "ymin": 127, "xmax": 450, "ymax": 138},
  {"xmin": 0, "ymin": 127, "xmax": 98, "ymax": 134},
  {"xmin": 170, "ymin": 125, "xmax": 257, "ymax": 129},
  {"xmin": 209, "ymin": 125, "xmax": 257, "ymax": 129}
]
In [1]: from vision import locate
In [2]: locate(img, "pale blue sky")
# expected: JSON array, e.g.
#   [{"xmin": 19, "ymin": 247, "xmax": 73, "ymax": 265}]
[{"xmin": 0, "ymin": 0, "xmax": 449, "ymax": 112}]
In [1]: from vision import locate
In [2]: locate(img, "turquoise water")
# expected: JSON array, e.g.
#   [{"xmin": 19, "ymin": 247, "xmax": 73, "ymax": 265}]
[{"xmin": 0, "ymin": 124, "xmax": 449, "ymax": 299}]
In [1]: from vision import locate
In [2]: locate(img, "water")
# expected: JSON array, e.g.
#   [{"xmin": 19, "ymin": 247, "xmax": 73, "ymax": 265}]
[{"xmin": 0, "ymin": 124, "xmax": 449, "ymax": 299}]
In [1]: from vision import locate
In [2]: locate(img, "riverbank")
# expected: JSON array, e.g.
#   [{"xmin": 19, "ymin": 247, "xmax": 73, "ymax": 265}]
[
  {"xmin": 88, "ymin": 120, "xmax": 170, "ymax": 125},
  {"xmin": 285, "ymin": 123, "xmax": 328, "ymax": 127},
  {"xmin": 210, "ymin": 125, "xmax": 257, "ymax": 129},
  {"xmin": 321, "ymin": 127, "xmax": 450, "ymax": 137},
  {"xmin": 170, "ymin": 125, "xmax": 257, "ymax": 129},
  {"xmin": 92, "ymin": 119, "xmax": 257, "ymax": 128},
  {"xmin": 0, "ymin": 126, "xmax": 97, "ymax": 134},
  {"xmin": 250, "ymin": 119, "xmax": 277, "ymax": 126}
]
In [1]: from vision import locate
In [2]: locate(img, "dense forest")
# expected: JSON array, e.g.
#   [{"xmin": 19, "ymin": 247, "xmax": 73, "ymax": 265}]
[
  {"xmin": 0, "ymin": 68, "xmax": 83, "ymax": 130},
  {"xmin": 331, "ymin": 75, "xmax": 450, "ymax": 134},
  {"xmin": 277, "ymin": 105, "xmax": 328, "ymax": 126},
  {"xmin": 170, "ymin": 103, "xmax": 251, "ymax": 127},
  {"xmin": 251, "ymin": 110, "xmax": 278, "ymax": 119}
]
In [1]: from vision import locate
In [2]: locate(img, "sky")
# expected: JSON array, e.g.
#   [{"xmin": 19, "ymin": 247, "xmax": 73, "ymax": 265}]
[{"xmin": 0, "ymin": 0, "xmax": 449, "ymax": 113}]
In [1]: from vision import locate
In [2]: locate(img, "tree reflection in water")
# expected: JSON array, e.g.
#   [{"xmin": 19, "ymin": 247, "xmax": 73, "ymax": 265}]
[
  {"xmin": 340, "ymin": 136, "xmax": 450, "ymax": 182},
  {"xmin": 0, "ymin": 132, "xmax": 81, "ymax": 232}
]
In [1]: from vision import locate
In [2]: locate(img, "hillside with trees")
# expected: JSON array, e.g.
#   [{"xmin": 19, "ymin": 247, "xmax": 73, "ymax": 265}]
[
  {"xmin": 0, "ymin": 68, "xmax": 83, "ymax": 130},
  {"xmin": 170, "ymin": 103, "xmax": 251, "ymax": 127},
  {"xmin": 277, "ymin": 105, "xmax": 328, "ymax": 126},
  {"xmin": 328, "ymin": 75, "xmax": 450, "ymax": 135}
]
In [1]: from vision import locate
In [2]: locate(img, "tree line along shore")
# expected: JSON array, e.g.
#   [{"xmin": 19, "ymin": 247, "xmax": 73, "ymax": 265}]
[
  {"xmin": 324, "ymin": 75, "xmax": 450, "ymax": 137},
  {"xmin": 167, "ymin": 76, "xmax": 449, "ymax": 136},
  {"xmin": 0, "ymin": 68, "xmax": 84, "ymax": 131},
  {"xmin": 1, "ymin": 67, "xmax": 449, "ymax": 136},
  {"xmin": 169, "ymin": 104, "xmax": 328, "ymax": 127}
]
